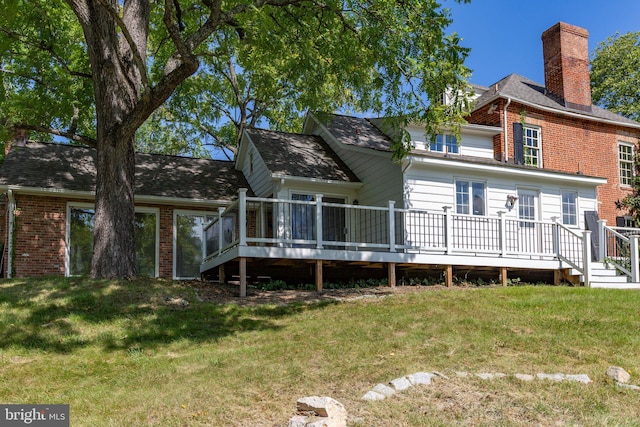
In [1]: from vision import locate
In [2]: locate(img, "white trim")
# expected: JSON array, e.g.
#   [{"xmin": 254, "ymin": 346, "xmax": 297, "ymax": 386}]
[
  {"xmin": 560, "ymin": 189, "xmax": 579, "ymax": 226},
  {"xmin": 618, "ymin": 141, "xmax": 635, "ymax": 188},
  {"xmin": 273, "ymin": 174, "xmax": 363, "ymax": 189},
  {"xmin": 6, "ymin": 190, "xmax": 14, "ymax": 278},
  {"xmin": 65, "ymin": 203, "xmax": 160, "ymax": 277},
  {"xmin": 0, "ymin": 185, "xmax": 231, "ymax": 208},
  {"xmin": 173, "ymin": 209, "xmax": 216, "ymax": 280},
  {"xmin": 523, "ymin": 124, "xmax": 543, "ymax": 168},
  {"xmin": 454, "ymin": 178, "xmax": 487, "ymax": 216}
]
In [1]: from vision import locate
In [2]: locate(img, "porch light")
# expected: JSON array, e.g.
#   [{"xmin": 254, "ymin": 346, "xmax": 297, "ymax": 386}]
[{"xmin": 506, "ymin": 195, "xmax": 518, "ymax": 209}]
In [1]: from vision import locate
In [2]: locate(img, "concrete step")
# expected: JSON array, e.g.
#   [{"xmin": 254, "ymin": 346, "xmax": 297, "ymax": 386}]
[{"xmin": 590, "ymin": 282, "xmax": 640, "ymax": 289}]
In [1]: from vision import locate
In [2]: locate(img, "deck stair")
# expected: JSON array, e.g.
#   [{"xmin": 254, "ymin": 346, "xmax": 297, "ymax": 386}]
[{"xmin": 580, "ymin": 262, "xmax": 640, "ymax": 289}]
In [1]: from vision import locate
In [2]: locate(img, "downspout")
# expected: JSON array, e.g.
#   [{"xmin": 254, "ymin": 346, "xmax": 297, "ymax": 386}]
[
  {"xmin": 7, "ymin": 189, "xmax": 14, "ymax": 279},
  {"xmin": 503, "ymin": 98, "xmax": 512, "ymax": 162}
]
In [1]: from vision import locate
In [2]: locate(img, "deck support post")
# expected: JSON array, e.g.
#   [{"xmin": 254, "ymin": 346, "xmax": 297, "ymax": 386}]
[
  {"xmin": 630, "ymin": 236, "xmax": 640, "ymax": 283},
  {"xmin": 219, "ymin": 263, "xmax": 225, "ymax": 284},
  {"xmin": 316, "ymin": 194, "xmax": 324, "ymax": 249},
  {"xmin": 500, "ymin": 267, "xmax": 508, "ymax": 287},
  {"xmin": 239, "ymin": 257, "xmax": 247, "ymax": 298},
  {"xmin": 239, "ymin": 188, "xmax": 248, "ymax": 247},
  {"xmin": 582, "ymin": 230, "xmax": 592, "ymax": 287},
  {"xmin": 445, "ymin": 265, "xmax": 453, "ymax": 287},
  {"xmin": 443, "ymin": 206, "xmax": 453, "ymax": 255},
  {"xmin": 597, "ymin": 219, "xmax": 607, "ymax": 261},
  {"xmin": 498, "ymin": 211, "xmax": 507, "ymax": 257},
  {"xmin": 388, "ymin": 201, "xmax": 396, "ymax": 252},
  {"xmin": 553, "ymin": 269, "xmax": 562, "ymax": 286},
  {"xmin": 388, "ymin": 262, "xmax": 396, "ymax": 287},
  {"xmin": 315, "ymin": 260, "xmax": 323, "ymax": 292}
]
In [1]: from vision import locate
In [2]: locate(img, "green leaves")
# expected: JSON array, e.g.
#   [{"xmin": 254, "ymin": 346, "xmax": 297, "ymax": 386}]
[{"xmin": 591, "ymin": 31, "xmax": 640, "ymax": 121}]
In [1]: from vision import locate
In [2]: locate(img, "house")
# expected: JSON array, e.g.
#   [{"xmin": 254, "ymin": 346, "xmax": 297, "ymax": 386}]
[
  {"xmin": 0, "ymin": 142, "xmax": 251, "ymax": 278},
  {"xmin": 1, "ymin": 22, "xmax": 640, "ymax": 290}
]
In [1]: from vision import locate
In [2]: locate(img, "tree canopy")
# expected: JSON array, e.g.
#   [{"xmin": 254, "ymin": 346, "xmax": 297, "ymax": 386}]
[
  {"xmin": 590, "ymin": 31, "xmax": 640, "ymax": 121},
  {"xmin": 0, "ymin": 0, "xmax": 472, "ymax": 278}
]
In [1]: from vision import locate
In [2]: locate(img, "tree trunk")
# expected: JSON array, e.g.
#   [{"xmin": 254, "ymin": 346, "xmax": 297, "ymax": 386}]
[{"xmin": 91, "ymin": 134, "xmax": 137, "ymax": 278}]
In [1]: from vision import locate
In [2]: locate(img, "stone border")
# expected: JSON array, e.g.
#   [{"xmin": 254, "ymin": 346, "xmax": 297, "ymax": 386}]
[{"xmin": 361, "ymin": 371, "xmax": 593, "ymax": 401}]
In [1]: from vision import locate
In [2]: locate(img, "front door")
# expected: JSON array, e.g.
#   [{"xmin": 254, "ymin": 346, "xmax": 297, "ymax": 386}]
[
  {"xmin": 291, "ymin": 194, "xmax": 346, "ymax": 247},
  {"xmin": 518, "ymin": 189, "xmax": 541, "ymax": 253}
]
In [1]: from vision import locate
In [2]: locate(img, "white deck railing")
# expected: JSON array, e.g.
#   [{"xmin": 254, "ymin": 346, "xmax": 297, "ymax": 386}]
[
  {"xmin": 202, "ymin": 189, "xmax": 591, "ymax": 278},
  {"xmin": 598, "ymin": 220, "xmax": 640, "ymax": 282}
]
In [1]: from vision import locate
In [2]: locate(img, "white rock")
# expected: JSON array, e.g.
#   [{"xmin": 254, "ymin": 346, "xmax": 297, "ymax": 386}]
[
  {"xmin": 296, "ymin": 396, "xmax": 347, "ymax": 427},
  {"xmin": 476, "ymin": 372, "xmax": 507, "ymax": 380},
  {"xmin": 306, "ymin": 418, "xmax": 331, "ymax": 427},
  {"xmin": 537, "ymin": 373, "xmax": 565, "ymax": 381},
  {"xmin": 606, "ymin": 366, "xmax": 631, "ymax": 384},
  {"xmin": 514, "ymin": 374, "xmax": 535, "ymax": 381},
  {"xmin": 288, "ymin": 415, "xmax": 308, "ymax": 427},
  {"xmin": 565, "ymin": 374, "xmax": 591, "ymax": 384},
  {"xmin": 407, "ymin": 372, "xmax": 434, "ymax": 386},
  {"xmin": 616, "ymin": 382, "xmax": 640, "ymax": 390},
  {"xmin": 390, "ymin": 376, "xmax": 412, "ymax": 391},
  {"xmin": 372, "ymin": 383, "xmax": 396, "ymax": 397},
  {"xmin": 362, "ymin": 390, "xmax": 386, "ymax": 401}
]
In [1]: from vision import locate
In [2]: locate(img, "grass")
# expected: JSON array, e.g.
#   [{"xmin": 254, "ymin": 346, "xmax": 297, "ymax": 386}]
[{"xmin": 1, "ymin": 278, "xmax": 640, "ymax": 426}]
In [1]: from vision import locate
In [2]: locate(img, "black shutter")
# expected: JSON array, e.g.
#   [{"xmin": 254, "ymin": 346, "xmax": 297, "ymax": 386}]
[
  {"xmin": 584, "ymin": 211, "xmax": 600, "ymax": 261},
  {"xmin": 616, "ymin": 216, "xmax": 627, "ymax": 227},
  {"xmin": 513, "ymin": 123, "xmax": 524, "ymax": 165}
]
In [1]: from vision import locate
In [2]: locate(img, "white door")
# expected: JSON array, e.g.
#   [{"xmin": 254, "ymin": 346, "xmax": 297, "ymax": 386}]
[{"xmin": 518, "ymin": 189, "xmax": 541, "ymax": 254}]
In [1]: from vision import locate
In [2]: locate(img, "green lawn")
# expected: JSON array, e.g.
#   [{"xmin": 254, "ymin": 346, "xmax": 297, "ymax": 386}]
[{"xmin": 1, "ymin": 278, "xmax": 640, "ymax": 426}]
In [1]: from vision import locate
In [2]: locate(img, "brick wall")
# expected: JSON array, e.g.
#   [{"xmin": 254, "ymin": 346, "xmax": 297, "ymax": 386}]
[
  {"xmin": 467, "ymin": 101, "xmax": 640, "ymax": 224},
  {"xmin": 0, "ymin": 194, "xmax": 217, "ymax": 278}
]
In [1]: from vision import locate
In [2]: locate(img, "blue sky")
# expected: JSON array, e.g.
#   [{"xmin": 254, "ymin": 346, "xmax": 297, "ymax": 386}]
[{"xmin": 445, "ymin": 0, "xmax": 640, "ymax": 87}]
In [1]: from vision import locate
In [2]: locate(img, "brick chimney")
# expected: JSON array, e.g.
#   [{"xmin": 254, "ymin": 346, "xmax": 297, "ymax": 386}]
[
  {"xmin": 541, "ymin": 22, "xmax": 592, "ymax": 111},
  {"xmin": 4, "ymin": 127, "xmax": 28, "ymax": 156}
]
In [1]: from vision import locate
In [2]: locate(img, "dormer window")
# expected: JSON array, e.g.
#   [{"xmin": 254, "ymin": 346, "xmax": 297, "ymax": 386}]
[{"xmin": 430, "ymin": 134, "xmax": 458, "ymax": 154}]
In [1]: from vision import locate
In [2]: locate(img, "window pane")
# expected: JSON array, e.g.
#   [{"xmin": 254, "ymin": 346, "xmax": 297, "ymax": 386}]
[
  {"xmin": 176, "ymin": 214, "xmax": 213, "ymax": 278},
  {"xmin": 562, "ymin": 192, "xmax": 577, "ymax": 225},
  {"xmin": 135, "ymin": 212, "xmax": 157, "ymax": 278},
  {"xmin": 69, "ymin": 208, "xmax": 94, "ymax": 276},
  {"xmin": 619, "ymin": 144, "xmax": 634, "ymax": 186},
  {"xmin": 446, "ymin": 135, "xmax": 459, "ymax": 154},
  {"xmin": 455, "ymin": 181, "xmax": 469, "ymax": 214},
  {"xmin": 471, "ymin": 182, "xmax": 485, "ymax": 215},
  {"xmin": 430, "ymin": 134, "xmax": 444, "ymax": 152}
]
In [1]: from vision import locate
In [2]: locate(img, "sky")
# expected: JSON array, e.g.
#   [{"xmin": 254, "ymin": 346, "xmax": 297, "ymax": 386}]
[{"xmin": 444, "ymin": 0, "xmax": 640, "ymax": 87}]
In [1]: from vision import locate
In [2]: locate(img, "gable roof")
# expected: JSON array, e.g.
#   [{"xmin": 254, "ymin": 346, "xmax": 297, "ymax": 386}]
[
  {"xmin": 473, "ymin": 74, "xmax": 640, "ymax": 129},
  {"xmin": 0, "ymin": 142, "xmax": 252, "ymax": 202},
  {"xmin": 245, "ymin": 128, "xmax": 360, "ymax": 183},
  {"xmin": 313, "ymin": 113, "xmax": 394, "ymax": 152}
]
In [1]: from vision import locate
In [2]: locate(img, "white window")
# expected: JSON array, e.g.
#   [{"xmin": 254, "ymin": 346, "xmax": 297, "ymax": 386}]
[
  {"xmin": 619, "ymin": 142, "xmax": 634, "ymax": 187},
  {"xmin": 523, "ymin": 126, "xmax": 541, "ymax": 167},
  {"xmin": 66, "ymin": 204, "xmax": 159, "ymax": 277},
  {"xmin": 561, "ymin": 191, "xmax": 578, "ymax": 226},
  {"xmin": 174, "ymin": 211, "xmax": 215, "ymax": 279},
  {"xmin": 455, "ymin": 180, "xmax": 485, "ymax": 215},
  {"xmin": 430, "ymin": 134, "xmax": 458, "ymax": 154},
  {"xmin": 518, "ymin": 190, "xmax": 538, "ymax": 228}
]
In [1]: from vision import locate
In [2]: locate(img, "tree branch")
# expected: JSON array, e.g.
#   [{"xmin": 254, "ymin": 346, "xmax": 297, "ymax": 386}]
[{"xmin": 18, "ymin": 124, "xmax": 97, "ymax": 147}]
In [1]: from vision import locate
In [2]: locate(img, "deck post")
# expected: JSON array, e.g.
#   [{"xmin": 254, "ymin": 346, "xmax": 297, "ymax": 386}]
[
  {"xmin": 239, "ymin": 188, "xmax": 247, "ymax": 247},
  {"xmin": 445, "ymin": 265, "xmax": 453, "ymax": 287},
  {"xmin": 498, "ymin": 211, "xmax": 507, "ymax": 257},
  {"xmin": 388, "ymin": 201, "xmax": 396, "ymax": 252},
  {"xmin": 219, "ymin": 263, "xmax": 225, "ymax": 284},
  {"xmin": 597, "ymin": 219, "xmax": 607, "ymax": 261},
  {"xmin": 217, "ymin": 207, "xmax": 225, "ymax": 256},
  {"xmin": 582, "ymin": 230, "xmax": 592, "ymax": 287},
  {"xmin": 316, "ymin": 194, "xmax": 323, "ymax": 249},
  {"xmin": 630, "ymin": 236, "xmax": 640, "ymax": 283},
  {"xmin": 551, "ymin": 217, "xmax": 560, "ymax": 258},
  {"xmin": 500, "ymin": 266, "xmax": 508, "ymax": 286},
  {"xmin": 388, "ymin": 262, "xmax": 396, "ymax": 287},
  {"xmin": 315, "ymin": 260, "xmax": 323, "ymax": 291},
  {"xmin": 443, "ymin": 206, "xmax": 453, "ymax": 255},
  {"xmin": 239, "ymin": 257, "xmax": 247, "ymax": 298}
]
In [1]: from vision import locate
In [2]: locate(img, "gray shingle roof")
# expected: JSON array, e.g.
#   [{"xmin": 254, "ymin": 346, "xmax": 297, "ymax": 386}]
[
  {"xmin": 473, "ymin": 74, "xmax": 640, "ymax": 127},
  {"xmin": 246, "ymin": 128, "xmax": 360, "ymax": 182},
  {"xmin": 316, "ymin": 113, "xmax": 394, "ymax": 152},
  {"xmin": 0, "ymin": 142, "xmax": 251, "ymax": 201}
]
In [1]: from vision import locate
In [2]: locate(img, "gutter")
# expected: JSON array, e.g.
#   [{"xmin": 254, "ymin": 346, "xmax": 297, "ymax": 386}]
[
  {"xmin": 7, "ymin": 189, "xmax": 14, "ymax": 279},
  {"xmin": 503, "ymin": 98, "xmax": 512, "ymax": 162},
  {"xmin": 476, "ymin": 93, "xmax": 640, "ymax": 130}
]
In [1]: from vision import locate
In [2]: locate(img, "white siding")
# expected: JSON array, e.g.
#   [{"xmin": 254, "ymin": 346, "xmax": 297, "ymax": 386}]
[
  {"xmin": 407, "ymin": 125, "xmax": 495, "ymax": 159},
  {"xmin": 314, "ymin": 126, "xmax": 403, "ymax": 207},
  {"xmin": 404, "ymin": 164, "xmax": 598, "ymax": 229},
  {"xmin": 239, "ymin": 142, "xmax": 273, "ymax": 197}
]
